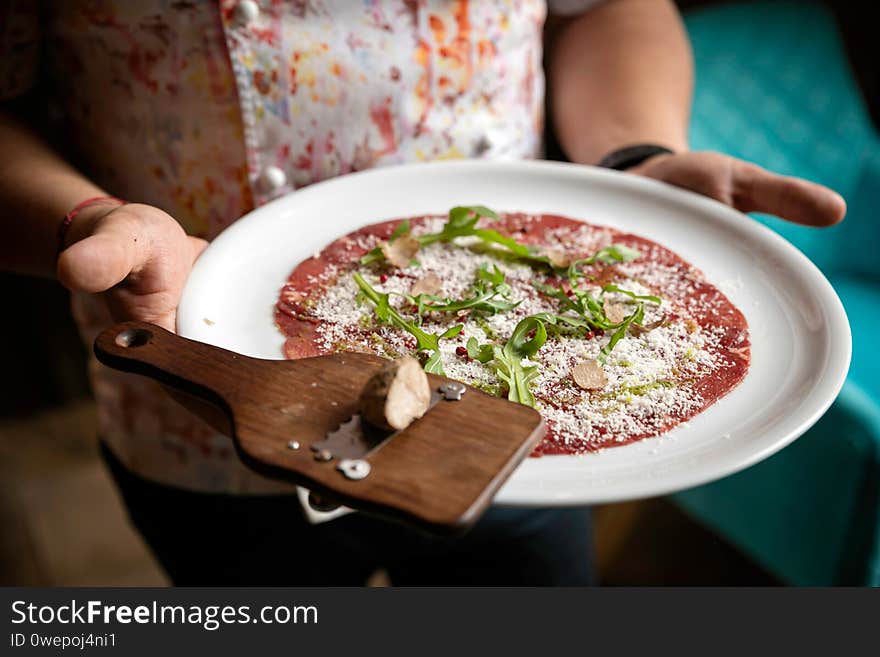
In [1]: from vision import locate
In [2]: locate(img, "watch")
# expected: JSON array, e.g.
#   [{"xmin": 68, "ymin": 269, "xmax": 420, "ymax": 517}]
[{"xmin": 597, "ymin": 144, "xmax": 675, "ymax": 171}]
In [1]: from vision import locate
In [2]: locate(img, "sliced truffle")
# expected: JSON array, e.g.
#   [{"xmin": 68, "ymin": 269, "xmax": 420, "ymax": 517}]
[
  {"xmin": 542, "ymin": 249, "xmax": 572, "ymax": 268},
  {"xmin": 411, "ymin": 273, "xmax": 442, "ymax": 297},
  {"xmin": 630, "ymin": 315, "xmax": 667, "ymax": 336},
  {"xmin": 572, "ymin": 359, "xmax": 607, "ymax": 390},
  {"xmin": 359, "ymin": 356, "xmax": 432, "ymax": 431},
  {"xmin": 381, "ymin": 236, "xmax": 420, "ymax": 268},
  {"xmin": 603, "ymin": 299, "xmax": 628, "ymax": 324}
]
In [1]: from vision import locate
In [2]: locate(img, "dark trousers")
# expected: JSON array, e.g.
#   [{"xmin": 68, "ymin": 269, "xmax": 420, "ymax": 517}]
[{"xmin": 103, "ymin": 444, "xmax": 595, "ymax": 586}]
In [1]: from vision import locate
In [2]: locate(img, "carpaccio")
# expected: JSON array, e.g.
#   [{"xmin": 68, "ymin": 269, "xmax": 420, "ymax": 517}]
[{"xmin": 275, "ymin": 213, "xmax": 750, "ymax": 456}]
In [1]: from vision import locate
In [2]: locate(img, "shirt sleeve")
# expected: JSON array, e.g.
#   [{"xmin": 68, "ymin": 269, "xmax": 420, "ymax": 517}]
[
  {"xmin": 547, "ymin": 0, "xmax": 609, "ymax": 16},
  {"xmin": 0, "ymin": 0, "xmax": 40, "ymax": 102}
]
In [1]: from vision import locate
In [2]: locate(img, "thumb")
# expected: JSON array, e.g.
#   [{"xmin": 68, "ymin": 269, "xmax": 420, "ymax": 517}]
[{"xmin": 56, "ymin": 213, "xmax": 147, "ymax": 293}]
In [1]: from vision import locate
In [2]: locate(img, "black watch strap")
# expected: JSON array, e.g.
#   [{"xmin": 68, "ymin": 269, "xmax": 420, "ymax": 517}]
[{"xmin": 597, "ymin": 144, "xmax": 674, "ymax": 171}]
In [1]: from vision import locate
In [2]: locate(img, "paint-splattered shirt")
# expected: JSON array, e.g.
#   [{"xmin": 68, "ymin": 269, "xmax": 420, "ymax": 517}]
[{"xmin": 2, "ymin": 0, "xmax": 603, "ymax": 493}]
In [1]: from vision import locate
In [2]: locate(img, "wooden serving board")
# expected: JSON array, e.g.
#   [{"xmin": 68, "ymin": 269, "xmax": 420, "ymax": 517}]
[{"xmin": 94, "ymin": 322, "xmax": 545, "ymax": 535}]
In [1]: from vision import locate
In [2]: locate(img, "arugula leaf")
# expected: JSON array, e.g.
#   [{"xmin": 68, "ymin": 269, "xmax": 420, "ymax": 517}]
[
  {"xmin": 407, "ymin": 263, "xmax": 520, "ymax": 323},
  {"xmin": 466, "ymin": 300, "xmax": 649, "ymax": 406},
  {"xmin": 534, "ymin": 283, "xmax": 618, "ymax": 330},
  {"xmin": 359, "ymin": 247, "xmax": 385, "ymax": 266},
  {"xmin": 358, "ymin": 246, "xmax": 385, "ymax": 265},
  {"xmin": 362, "ymin": 206, "xmax": 643, "ymax": 280},
  {"xmin": 535, "ymin": 279, "xmax": 661, "ymax": 335},
  {"xmin": 422, "ymin": 350, "xmax": 445, "ymax": 375},
  {"xmin": 535, "ymin": 281, "xmax": 660, "ymax": 362},
  {"xmin": 359, "ymin": 220, "xmax": 414, "ymax": 265},
  {"xmin": 598, "ymin": 303, "xmax": 645, "ymax": 365},
  {"xmin": 585, "ymin": 244, "xmax": 641, "ymax": 265},
  {"xmin": 507, "ymin": 315, "xmax": 548, "ymax": 358},
  {"xmin": 412, "ymin": 290, "xmax": 520, "ymax": 319},
  {"xmin": 352, "ymin": 272, "xmax": 461, "ymax": 376},
  {"xmin": 493, "ymin": 316, "xmax": 547, "ymax": 407},
  {"xmin": 418, "ymin": 206, "xmax": 507, "ymax": 246},
  {"xmin": 494, "ymin": 349, "xmax": 541, "ymax": 407},
  {"xmin": 423, "ymin": 212, "xmax": 642, "ymax": 275},
  {"xmin": 466, "ymin": 337, "xmax": 494, "ymax": 363},
  {"xmin": 413, "ymin": 206, "xmax": 563, "ymax": 271},
  {"xmin": 602, "ymin": 283, "xmax": 662, "ymax": 305},
  {"xmin": 528, "ymin": 312, "xmax": 591, "ymax": 331},
  {"xmin": 440, "ymin": 324, "xmax": 464, "ymax": 339},
  {"xmin": 562, "ymin": 244, "xmax": 642, "ymax": 279},
  {"xmin": 468, "ymin": 316, "xmax": 549, "ymax": 408},
  {"xmin": 476, "ymin": 262, "xmax": 505, "ymax": 287},
  {"xmin": 390, "ymin": 219, "xmax": 411, "ymax": 240}
]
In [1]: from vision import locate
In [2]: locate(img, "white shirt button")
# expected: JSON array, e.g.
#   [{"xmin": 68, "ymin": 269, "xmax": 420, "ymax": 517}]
[
  {"xmin": 235, "ymin": 0, "xmax": 260, "ymax": 25},
  {"xmin": 259, "ymin": 166, "xmax": 287, "ymax": 193}
]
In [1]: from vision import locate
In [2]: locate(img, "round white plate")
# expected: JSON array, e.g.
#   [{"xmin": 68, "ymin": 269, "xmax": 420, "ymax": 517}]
[{"xmin": 178, "ymin": 160, "xmax": 851, "ymax": 506}]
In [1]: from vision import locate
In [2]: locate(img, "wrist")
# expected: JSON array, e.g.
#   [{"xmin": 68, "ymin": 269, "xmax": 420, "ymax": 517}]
[
  {"xmin": 596, "ymin": 144, "xmax": 678, "ymax": 171},
  {"xmin": 58, "ymin": 196, "xmax": 126, "ymax": 253}
]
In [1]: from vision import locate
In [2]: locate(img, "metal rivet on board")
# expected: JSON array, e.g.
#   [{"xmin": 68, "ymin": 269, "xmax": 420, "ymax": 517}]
[
  {"xmin": 337, "ymin": 459, "xmax": 371, "ymax": 481},
  {"xmin": 438, "ymin": 381, "xmax": 466, "ymax": 401},
  {"xmin": 313, "ymin": 449, "xmax": 333, "ymax": 462},
  {"xmin": 287, "ymin": 440, "xmax": 300, "ymax": 450}
]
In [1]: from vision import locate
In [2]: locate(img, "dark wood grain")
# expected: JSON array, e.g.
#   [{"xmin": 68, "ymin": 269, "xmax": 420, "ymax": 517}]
[{"xmin": 94, "ymin": 321, "xmax": 545, "ymax": 535}]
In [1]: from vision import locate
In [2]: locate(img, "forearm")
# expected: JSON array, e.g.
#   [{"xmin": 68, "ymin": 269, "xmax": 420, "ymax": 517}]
[
  {"xmin": 0, "ymin": 108, "xmax": 107, "ymax": 278},
  {"xmin": 548, "ymin": 0, "xmax": 693, "ymax": 164}
]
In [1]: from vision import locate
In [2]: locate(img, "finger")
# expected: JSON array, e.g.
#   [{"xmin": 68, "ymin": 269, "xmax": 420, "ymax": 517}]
[
  {"xmin": 148, "ymin": 237, "xmax": 208, "ymax": 332},
  {"xmin": 119, "ymin": 237, "xmax": 206, "ymax": 332},
  {"xmin": 56, "ymin": 214, "xmax": 148, "ymax": 293},
  {"xmin": 102, "ymin": 289, "xmax": 179, "ymax": 333},
  {"xmin": 188, "ymin": 236, "xmax": 209, "ymax": 262},
  {"xmin": 733, "ymin": 162, "xmax": 846, "ymax": 227}
]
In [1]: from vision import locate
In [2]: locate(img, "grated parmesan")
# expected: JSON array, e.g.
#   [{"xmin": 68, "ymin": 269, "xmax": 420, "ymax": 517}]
[{"xmin": 280, "ymin": 213, "xmax": 749, "ymax": 454}]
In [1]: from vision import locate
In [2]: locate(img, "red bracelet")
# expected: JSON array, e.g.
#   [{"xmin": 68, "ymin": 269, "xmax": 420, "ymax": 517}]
[{"xmin": 57, "ymin": 196, "xmax": 126, "ymax": 255}]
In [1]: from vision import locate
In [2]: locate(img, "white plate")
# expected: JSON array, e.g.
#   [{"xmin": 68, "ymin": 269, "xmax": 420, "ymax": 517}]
[{"xmin": 177, "ymin": 160, "xmax": 851, "ymax": 506}]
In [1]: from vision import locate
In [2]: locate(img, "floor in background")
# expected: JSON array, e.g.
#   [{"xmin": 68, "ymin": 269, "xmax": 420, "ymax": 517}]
[
  {"xmin": 0, "ymin": 400, "xmax": 167, "ymax": 586},
  {"xmin": 0, "ymin": 400, "xmax": 779, "ymax": 586}
]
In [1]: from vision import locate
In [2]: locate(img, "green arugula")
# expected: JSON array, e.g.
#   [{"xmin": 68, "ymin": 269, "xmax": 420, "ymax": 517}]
[
  {"xmin": 464, "ymin": 299, "xmax": 649, "ymax": 405},
  {"xmin": 362, "ymin": 206, "xmax": 642, "ymax": 277},
  {"xmin": 467, "ymin": 316, "xmax": 549, "ymax": 407},
  {"xmin": 353, "ymin": 205, "xmax": 662, "ymax": 397},
  {"xmin": 598, "ymin": 303, "xmax": 645, "ymax": 365},
  {"xmin": 602, "ymin": 283, "xmax": 662, "ymax": 304},
  {"xmin": 359, "ymin": 220, "xmax": 415, "ymax": 266},
  {"xmin": 416, "ymin": 206, "xmax": 586, "ymax": 271},
  {"xmin": 534, "ymin": 283, "xmax": 619, "ymax": 331},
  {"xmin": 407, "ymin": 264, "xmax": 520, "ymax": 323},
  {"xmin": 390, "ymin": 220, "xmax": 411, "ymax": 240},
  {"xmin": 536, "ymin": 281, "xmax": 661, "ymax": 330},
  {"xmin": 561, "ymin": 244, "xmax": 642, "ymax": 279},
  {"xmin": 353, "ymin": 272, "xmax": 462, "ymax": 375},
  {"xmin": 533, "ymin": 280, "xmax": 661, "ymax": 363}
]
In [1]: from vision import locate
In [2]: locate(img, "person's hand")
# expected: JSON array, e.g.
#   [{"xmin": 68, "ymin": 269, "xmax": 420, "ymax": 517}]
[
  {"xmin": 57, "ymin": 202, "xmax": 207, "ymax": 331},
  {"xmin": 627, "ymin": 151, "xmax": 846, "ymax": 227}
]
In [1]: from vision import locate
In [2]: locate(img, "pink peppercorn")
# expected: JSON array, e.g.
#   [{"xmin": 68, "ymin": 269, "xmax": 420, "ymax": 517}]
[
  {"xmin": 379, "ymin": 273, "xmax": 388, "ymax": 283},
  {"xmin": 455, "ymin": 346, "xmax": 468, "ymax": 357}
]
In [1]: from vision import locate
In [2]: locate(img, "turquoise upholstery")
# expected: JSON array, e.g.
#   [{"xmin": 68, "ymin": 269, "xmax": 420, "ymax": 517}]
[{"xmin": 673, "ymin": 0, "xmax": 880, "ymax": 585}]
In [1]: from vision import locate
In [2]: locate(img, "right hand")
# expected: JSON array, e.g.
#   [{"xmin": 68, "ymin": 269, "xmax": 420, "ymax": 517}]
[{"xmin": 57, "ymin": 202, "xmax": 208, "ymax": 332}]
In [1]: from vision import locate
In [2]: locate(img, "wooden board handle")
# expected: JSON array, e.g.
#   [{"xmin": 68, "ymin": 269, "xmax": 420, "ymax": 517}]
[{"xmin": 94, "ymin": 321, "xmax": 245, "ymax": 416}]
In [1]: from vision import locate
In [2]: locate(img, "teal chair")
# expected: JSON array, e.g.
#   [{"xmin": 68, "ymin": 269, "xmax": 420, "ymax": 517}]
[{"xmin": 672, "ymin": 0, "xmax": 880, "ymax": 585}]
